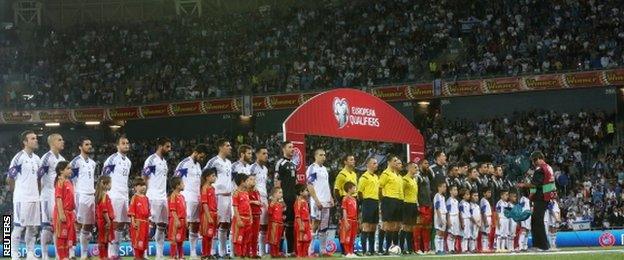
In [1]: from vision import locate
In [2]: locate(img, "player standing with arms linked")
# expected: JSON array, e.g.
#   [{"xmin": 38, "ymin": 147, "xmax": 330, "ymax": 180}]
[
  {"xmin": 204, "ymin": 139, "xmax": 233, "ymax": 258},
  {"xmin": 274, "ymin": 141, "xmax": 297, "ymax": 256},
  {"xmin": 101, "ymin": 136, "xmax": 132, "ymax": 259},
  {"xmin": 38, "ymin": 134, "xmax": 65, "ymax": 260},
  {"xmin": 142, "ymin": 137, "xmax": 172, "ymax": 260},
  {"xmin": 8, "ymin": 130, "xmax": 42, "ymax": 260},
  {"xmin": 70, "ymin": 137, "xmax": 97, "ymax": 260}
]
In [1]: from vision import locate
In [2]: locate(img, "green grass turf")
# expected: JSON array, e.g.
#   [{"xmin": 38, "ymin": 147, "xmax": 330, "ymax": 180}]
[{"xmin": 121, "ymin": 246, "xmax": 624, "ymax": 259}]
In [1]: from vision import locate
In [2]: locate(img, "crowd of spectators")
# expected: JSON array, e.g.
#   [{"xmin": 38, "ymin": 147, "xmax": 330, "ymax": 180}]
[
  {"xmin": 0, "ymin": 110, "xmax": 621, "ymax": 229},
  {"xmin": 2, "ymin": 0, "xmax": 624, "ymax": 109}
]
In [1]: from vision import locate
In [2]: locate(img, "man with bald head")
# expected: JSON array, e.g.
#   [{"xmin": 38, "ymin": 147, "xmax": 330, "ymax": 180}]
[{"xmin": 38, "ymin": 133, "xmax": 66, "ymax": 260}]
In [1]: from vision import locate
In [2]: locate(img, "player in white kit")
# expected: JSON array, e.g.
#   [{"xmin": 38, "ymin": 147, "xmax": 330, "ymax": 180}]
[
  {"xmin": 507, "ymin": 192, "xmax": 519, "ymax": 252},
  {"xmin": 469, "ymin": 190, "xmax": 481, "ymax": 252},
  {"xmin": 70, "ymin": 137, "xmax": 97, "ymax": 259},
  {"xmin": 433, "ymin": 182, "xmax": 447, "ymax": 254},
  {"xmin": 38, "ymin": 134, "xmax": 65, "ymax": 260},
  {"xmin": 480, "ymin": 187, "xmax": 493, "ymax": 252},
  {"xmin": 250, "ymin": 147, "xmax": 270, "ymax": 256},
  {"xmin": 495, "ymin": 190, "xmax": 510, "ymax": 252},
  {"xmin": 546, "ymin": 199, "xmax": 560, "ymax": 249},
  {"xmin": 518, "ymin": 192, "xmax": 532, "ymax": 251},
  {"xmin": 458, "ymin": 188, "xmax": 472, "ymax": 253},
  {"xmin": 231, "ymin": 145, "xmax": 253, "ymax": 179},
  {"xmin": 175, "ymin": 144, "xmax": 209, "ymax": 259},
  {"xmin": 8, "ymin": 130, "xmax": 42, "ymax": 260},
  {"xmin": 445, "ymin": 185, "xmax": 460, "ymax": 253},
  {"xmin": 306, "ymin": 149, "xmax": 334, "ymax": 256},
  {"xmin": 203, "ymin": 139, "xmax": 232, "ymax": 258},
  {"xmin": 102, "ymin": 136, "xmax": 132, "ymax": 258},
  {"xmin": 142, "ymin": 137, "xmax": 172, "ymax": 259}
]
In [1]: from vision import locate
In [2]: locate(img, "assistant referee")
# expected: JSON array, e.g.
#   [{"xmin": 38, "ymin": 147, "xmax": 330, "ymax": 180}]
[
  {"xmin": 357, "ymin": 157, "xmax": 380, "ymax": 255},
  {"xmin": 379, "ymin": 155, "xmax": 404, "ymax": 253}
]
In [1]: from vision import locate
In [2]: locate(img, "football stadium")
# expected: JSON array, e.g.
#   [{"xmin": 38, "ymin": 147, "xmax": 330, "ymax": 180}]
[{"xmin": 1, "ymin": 0, "xmax": 624, "ymax": 259}]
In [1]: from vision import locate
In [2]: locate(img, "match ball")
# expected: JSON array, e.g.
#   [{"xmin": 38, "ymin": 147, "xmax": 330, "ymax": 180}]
[{"xmin": 388, "ymin": 245, "xmax": 402, "ymax": 255}]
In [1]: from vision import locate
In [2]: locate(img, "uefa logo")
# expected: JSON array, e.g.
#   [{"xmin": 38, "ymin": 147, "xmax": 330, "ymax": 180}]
[
  {"xmin": 292, "ymin": 147, "xmax": 303, "ymax": 171},
  {"xmin": 598, "ymin": 232, "xmax": 615, "ymax": 247},
  {"xmin": 333, "ymin": 97, "xmax": 349, "ymax": 129}
]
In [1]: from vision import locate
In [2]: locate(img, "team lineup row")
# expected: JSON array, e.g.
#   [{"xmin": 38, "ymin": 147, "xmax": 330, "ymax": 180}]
[{"xmin": 7, "ymin": 131, "xmax": 561, "ymax": 259}]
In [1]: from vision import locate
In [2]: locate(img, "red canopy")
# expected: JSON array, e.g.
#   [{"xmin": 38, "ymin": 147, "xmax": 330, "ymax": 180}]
[{"xmin": 282, "ymin": 88, "xmax": 425, "ymax": 182}]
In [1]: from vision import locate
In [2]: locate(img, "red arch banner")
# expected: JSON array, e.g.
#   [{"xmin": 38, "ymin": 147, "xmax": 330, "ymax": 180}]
[{"xmin": 282, "ymin": 88, "xmax": 425, "ymax": 182}]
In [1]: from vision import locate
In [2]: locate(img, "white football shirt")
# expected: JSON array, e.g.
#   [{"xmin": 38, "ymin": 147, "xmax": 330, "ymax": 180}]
[
  {"xmin": 8, "ymin": 150, "xmax": 41, "ymax": 202},
  {"xmin": 306, "ymin": 163, "xmax": 332, "ymax": 203},
  {"xmin": 204, "ymin": 155, "xmax": 233, "ymax": 195},
  {"xmin": 143, "ymin": 153, "xmax": 169, "ymax": 201},
  {"xmin": 102, "ymin": 152, "xmax": 132, "ymax": 200},
  {"xmin": 70, "ymin": 155, "xmax": 96, "ymax": 194},
  {"xmin": 39, "ymin": 151, "xmax": 65, "ymax": 200},
  {"xmin": 250, "ymin": 162, "xmax": 269, "ymax": 198},
  {"xmin": 175, "ymin": 156, "xmax": 202, "ymax": 202}
]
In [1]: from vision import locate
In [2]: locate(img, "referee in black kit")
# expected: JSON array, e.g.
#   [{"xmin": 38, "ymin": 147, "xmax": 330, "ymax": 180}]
[{"xmin": 274, "ymin": 141, "xmax": 297, "ymax": 256}]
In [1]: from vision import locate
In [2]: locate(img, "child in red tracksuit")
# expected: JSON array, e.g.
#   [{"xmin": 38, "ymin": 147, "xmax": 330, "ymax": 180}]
[
  {"xmin": 294, "ymin": 184, "xmax": 312, "ymax": 257},
  {"xmin": 129, "ymin": 177, "xmax": 150, "ymax": 259},
  {"xmin": 95, "ymin": 176, "xmax": 114, "ymax": 260},
  {"xmin": 199, "ymin": 168, "xmax": 218, "ymax": 258},
  {"xmin": 168, "ymin": 177, "xmax": 187, "ymax": 260},
  {"xmin": 248, "ymin": 178, "xmax": 263, "ymax": 257},
  {"xmin": 53, "ymin": 161, "xmax": 76, "ymax": 260},
  {"xmin": 267, "ymin": 187, "xmax": 284, "ymax": 257},
  {"xmin": 340, "ymin": 182, "xmax": 358, "ymax": 256},
  {"xmin": 232, "ymin": 174, "xmax": 253, "ymax": 257}
]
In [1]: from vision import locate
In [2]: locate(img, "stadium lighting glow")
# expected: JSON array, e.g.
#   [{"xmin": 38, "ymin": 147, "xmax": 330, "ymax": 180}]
[
  {"xmin": 85, "ymin": 121, "xmax": 101, "ymax": 126},
  {"xmin": 418, "ymin": 101, "xmax": 430, "ymax": 106},
  {"xmin": 109, "ymin": 125, "xmax": 122, "ymax": 129},
  {"xmin": 44, "ymin": 122, "xmax": 60, "ymax": 127}
]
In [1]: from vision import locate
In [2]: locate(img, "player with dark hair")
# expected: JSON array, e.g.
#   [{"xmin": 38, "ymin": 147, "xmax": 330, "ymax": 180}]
[
  {"xmin": 174, "ymin": 143, "xmax": 209, "ymax": 258},
  {"xmin": 275, "ymin": 141, "xmax": 297, "ymax": 256},
  {"xmin": 204, "ymin": 139, "xmax": 234, "ymax": 258},
  {"xmin": 142, "ymin": 137, "xmax": 172, "ymax": 259}
]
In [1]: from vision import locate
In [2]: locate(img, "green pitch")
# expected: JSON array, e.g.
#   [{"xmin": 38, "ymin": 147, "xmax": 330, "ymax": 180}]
[{"xmin": 121, "ymin": 246, "xmax": 624, "ymax": 259}]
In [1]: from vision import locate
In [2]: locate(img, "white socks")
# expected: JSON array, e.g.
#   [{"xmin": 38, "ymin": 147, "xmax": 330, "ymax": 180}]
[
  {"xmin": 155, "ymin": 227, "xmax": 166, "ymax": 258},
  {"xmin": 11, "ymin": 226, "xmax": 24, "ymax": 258},
  {"xmin": 189, "ymin": 231, "xmax": 199, "ymax": 257},
  {"xmin": 549, "ymin": 233, "xmax": 557, "ymax": 248},
  {"xmin": 259, "ymin": 230, "xmax": 266, "ymax": 256},
  {"xmin": 461, "ymin": 237, "xmax": 468, "ymax": 252},
  {"xmin": 434, "ymin": 235, "xmax": 444, "ymax": 252},
  {"xmin": 109, "ymin": 230, "xmax": 123, "ymax": 257},
  {"xmin": 482, "ymin": 234, "xmax": 489, "ymax": 251},
  {"xmin": 218, "ymin": 228, "xmax": 227, "ymax": 257},
  {"xmin": 507, "ymin": 235, "xmax": 514, "ymax": 251},
  {"xmin": 446, "ymin": 235, "xmax": 455, "ymax": 252},
  {"xmin": 319, "ymin": 231, "xmax": 328, "ymax": 254},
  {"xmin": 80, "ymin": 229, "xmax": 92, "ymax": 258},
  {"xmin": 469, "ymin": 238, "xmax": 476, "ymax": 252},
  {"xmin": 40, "ymin": 226, "xmax": 53, "ymax": 258},
  {"xmin": 24, "ymin": 226, "xmax": 37, "ymax": 254}
]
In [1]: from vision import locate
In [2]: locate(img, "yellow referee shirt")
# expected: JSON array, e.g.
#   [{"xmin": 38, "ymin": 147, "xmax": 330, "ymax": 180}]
[
  {"xmin": 357, "ymin": 170, "xmax": 379, "ymax": 200},
  {"xmin": 379, "ymin": 168, "xmax": 403, "ymax": 200},
  {"xmin": 403, "ymin": 175, "xmax": 418, "ymax": 203},
  {"xmin": 334, "ymin": 167, "xmax": 358, "ymax": 197}
]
